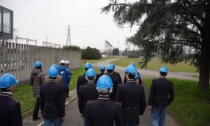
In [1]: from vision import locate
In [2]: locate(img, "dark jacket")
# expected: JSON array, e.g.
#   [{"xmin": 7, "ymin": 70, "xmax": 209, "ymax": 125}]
[
  {"xmin": 58, "ymin": 65, "xmax": 71, "ymax": 89},
  {"xmin": 0, "ymin": 92, "xmax": 23, "ymax": 126},
  {"xmin": 116, "ymin": 80, "xmax": 146, "ymax": 126},
  {"xmin": 78, "ymin": 81, "xmax": 99, "ymax": 116},
  {"xmin": 40, "ymin": 79, "xmax": 65, "ymax": 119},
  {"xmin": 30, "ymin": 68, "xmax": 45, "ymax": 98},
  {"xmin": 107, "ymin": 74, "xmax": 121, "ymax": 101},
  {"xmin": 148, "ymin": 77, "xmax": 175, "ymax": 108},
  {"xmin": 77, "ymin": 74, "xmax": 88, "ymax": 95},
  {"xmin": 95, "ymin": 72, "xmax": 105, "ymax": 83},
  {"xmin": 113, "ymin": 71, "xmax": 122, "ymax": 84},
  {"xmin": 85, "ymin": 96, "xmax": 123, "ymax": 126}
]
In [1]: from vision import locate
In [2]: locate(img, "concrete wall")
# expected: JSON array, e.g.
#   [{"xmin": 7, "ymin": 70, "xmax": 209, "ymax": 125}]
[{"xmin": 0, "ymin": 40, "xmax": 81, "ymax": 84}]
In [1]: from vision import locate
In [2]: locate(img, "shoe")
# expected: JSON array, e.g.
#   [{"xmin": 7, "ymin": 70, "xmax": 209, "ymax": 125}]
[{"xmin": 33, "ymin": 117, "xmax": 40, "ymax": 121}]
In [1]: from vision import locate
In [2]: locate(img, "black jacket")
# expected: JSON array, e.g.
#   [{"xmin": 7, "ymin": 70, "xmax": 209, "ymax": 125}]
[
  {"xmin": 0, "ymin": 92, "xmax": 23, "ymax": 126},
  {"xmin": 123, "ymin": 72, "xmax": 142, "ymax": 85},
  {"xmin": 113, "ymin": 71, "xmax": 122, "ymax": 84},
  {"xmin": 148, "ymin": 77, "xmax": 175, "ymax": 108},
  {"xmin": 77, "ymin": 74, "xmax": 88, "ymax": 95},
  {"xmin": 95, "ymin": 72, "xmax": 105, "ymax": 83},
  {"xmin": 116, "ymin": 80, "xmax": 146, "ymax": 126},
  {"xmin": 107, "ymin": 74, "xmax": 121, "ymax": 101},
  {"xmin": 78, "ymin": 81, "xmax": 99, "ymax": 116},
  {"xmin": 85, "ymin": 96, "xmax": 123, "ymax": 126},
  {"xmin": 40, "ymin": 80, "xmax": 65, "ymax": 119}
]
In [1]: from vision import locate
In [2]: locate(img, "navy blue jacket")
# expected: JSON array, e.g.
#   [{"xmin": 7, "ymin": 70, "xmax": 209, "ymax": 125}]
[
  {"xmin": 77, "ymin": 74, "xmax": 88, "ymax": 95},
  {"xmin": 78, "ymin": 81, "xmax": 99, "ymax": 116},
  {"xmin": 40, "ymin": 80, "xmax": 65, "ymax": 119},
  {"xmin": 148, "ymin": 77, "xmax": 175, "ymax": 108},
  {"xmin": 0, "ymin": 92, "xmax": 23, "ymax": 126},
  {"xmin": 116, "ymin": 80, "xmax": 146, "ymax": 126}
]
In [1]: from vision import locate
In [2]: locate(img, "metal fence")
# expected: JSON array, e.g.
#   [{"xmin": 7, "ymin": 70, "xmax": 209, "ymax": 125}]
[{"xmin": 0, "ymin": 40, "xmax": 81, "ymax": 85}]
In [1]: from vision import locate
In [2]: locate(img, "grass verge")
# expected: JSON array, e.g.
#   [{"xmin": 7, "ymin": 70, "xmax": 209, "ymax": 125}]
[
  {"xmin": 144, "ymin": 78, "xmax": 210, "ymax": 126},
  {"xmin": 112, "ymin": 58, "xmax": 197, "ymax": 72}
]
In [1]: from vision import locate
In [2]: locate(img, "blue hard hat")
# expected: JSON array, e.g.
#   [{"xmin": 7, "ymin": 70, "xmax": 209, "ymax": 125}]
[
  {"xmin": 100, "ymin": 65, "xmax": 105, "ymax": 70},
  {"xmin": 0, "ymin": 73, "xmax": 18, "ymax": 88},
  {"xmin": 96, "ymin": 75, "xmax": 113, "ymax": 89},
  {"xmin": 86, "ymin": 68, "xmax": 96, "ymax": 77},
  {"xmin": 134, "ymin": 72, "xmax": 140, "ymax": 79},
  {"xmin": 34, "ymin": 61, "xmax": 42, "ymax": 67},
  {"xmin": 159, "ymin": 66, "xmax": 168, "ymax": 73},
  {"xmin": 84, "ymin": 62, "xmax": 92, "ymax": 69},
  {"xmin": 110, "ymin": 63, "xmax": 115, "ymax": 69},
  {"xmin": 48, "ymin": 67, "xmax": 59, "ymax": 78},
  {"xmin": 125, "ymin": 64, "xmax": 137, "ymax": 75},
  {"xmin": 106, "ymin": 64, "xmax": 115, "ymax": 71},
  {"xmin": 51, "ymin": 64, "xmax": 58, "ymax": 70}
]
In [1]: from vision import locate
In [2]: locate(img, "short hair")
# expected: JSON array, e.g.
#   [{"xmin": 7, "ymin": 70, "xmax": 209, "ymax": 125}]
[
  {"xmin": 127, "ymin": 73, "xmax": 135, "ymax": 79},
  {"xmin": 107, "ymin": 70, "xmax": 113, "ymax": 73},
  {"xmin": 97, "ymin": 88, "xmax": 110, "ymax": 95},
  {"xmin": 160, "ymin": 72, "xmax": 167, "ymax": 76},
  {"xmin": 87, "ymin": 76, "xmax": 95, "ymax": 80}
]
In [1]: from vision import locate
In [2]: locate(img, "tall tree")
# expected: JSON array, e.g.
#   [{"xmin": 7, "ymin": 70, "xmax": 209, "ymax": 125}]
[{"xmin": 102, "ymin": 0, "xmax": 210, "ymax": 90}]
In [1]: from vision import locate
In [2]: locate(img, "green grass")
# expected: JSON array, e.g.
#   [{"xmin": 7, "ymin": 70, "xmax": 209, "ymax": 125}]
[
  {"xmin": 112, "ymin": 58, "xmax": 197, "ymax": 72},
  {"xmin": 144, "ymin": 78, "xmax": 210, "ymax": 126},
  {"xmin": 13, "ymin": 84, "xmax": 36, "ymax": 115}
]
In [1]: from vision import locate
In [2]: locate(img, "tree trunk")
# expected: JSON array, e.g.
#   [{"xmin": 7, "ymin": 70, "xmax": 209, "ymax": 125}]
[{"xmin": 198, "ymin": 1, "xmax": 210, "ymax": 91}]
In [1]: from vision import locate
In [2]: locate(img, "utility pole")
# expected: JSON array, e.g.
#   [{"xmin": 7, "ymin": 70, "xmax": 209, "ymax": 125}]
[{"xmin": 66, "ymin": 25, "xmax": 71, "ymax": 46}]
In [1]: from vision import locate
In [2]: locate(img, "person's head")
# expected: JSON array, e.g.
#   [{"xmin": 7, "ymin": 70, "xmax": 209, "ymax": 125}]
[
  {"xmin": 60, "ymin": 60, "xmax": 65, "ymax": 65},
  {"xmin": 34, "ymin": 61, "xmax": 42, "ymax": 69},
  {"xmin": 48, "ymin": 67, "xmax": 59, "ymax": 79},
  {"xmin": 50, "ymin": 64, "xmax": 58, "ymax": 70},
  {"xmin": 100, "ymin": 65, "xmax": 105, "ymax": 73},
  {"xmin": 159, "ymin": 66, "xmax": 168, "ymax": 76},
  {"xmin": 106, "ymin": 64, "xmax": 115, "ymax": 74},
  {"xmin": 65, "ymin": 60, "xmax": 70, "ymax": 67},
  {"xmin": 125, "ymin": 64, "xmax": 137, "ymax": 79},
  {"xmin": 0, "ymin": 73, "xmax": 18, "ymax": 92},
  {"xmin": 84, "ymin": 62, "xmax": 92, "ymax": 71},
  {"xmin": 96, "ymin": 75, "xmax": 113, "ymax": 95},
  {"xmin": 85, "ymin": 68, "xmax": 96, "ymax": 81}
]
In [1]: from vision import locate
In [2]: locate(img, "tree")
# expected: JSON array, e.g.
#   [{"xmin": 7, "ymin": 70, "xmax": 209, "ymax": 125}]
[
  {"xmin": 63, "ymin": 45, "xmax": 81, "ymax": 51},
  {"xmin": 82, "ymin": 46, "xmax": 102, "ymax": 59},
  {"xmin": 113, "ymin": 48, "xmax": 119, "ymax": 55},
  {"xmin": 102, "ymin": 0, "xmax": 210, "ymax": 90}
]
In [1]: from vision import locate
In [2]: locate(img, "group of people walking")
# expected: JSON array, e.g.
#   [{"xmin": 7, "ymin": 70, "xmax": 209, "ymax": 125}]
[{"xmin": 0, "ymin": 59, "xmax": 174, "ymax": 126}]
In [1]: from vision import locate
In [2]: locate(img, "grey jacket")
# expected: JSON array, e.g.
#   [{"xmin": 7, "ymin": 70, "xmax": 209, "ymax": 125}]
[{"xmin": 30, "ymin": 68, "xmax": 45, "ymax": 98}]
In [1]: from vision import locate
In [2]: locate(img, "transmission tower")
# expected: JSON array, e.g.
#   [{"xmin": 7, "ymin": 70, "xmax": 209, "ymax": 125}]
[{"xmin": 66, "ymin": 25, "xmax": 71, "ymax": 46}]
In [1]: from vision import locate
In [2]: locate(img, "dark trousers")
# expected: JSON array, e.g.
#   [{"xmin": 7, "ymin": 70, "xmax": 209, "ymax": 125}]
[{"xmin": 33, "ymin": 97, "xmax": 40, "ymax": 119}]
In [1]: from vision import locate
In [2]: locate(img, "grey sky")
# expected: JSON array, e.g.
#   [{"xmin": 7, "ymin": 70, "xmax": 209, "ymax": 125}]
[{"xmin": 1, "ymin": 0, "xmax": 137, "ymax": 50}]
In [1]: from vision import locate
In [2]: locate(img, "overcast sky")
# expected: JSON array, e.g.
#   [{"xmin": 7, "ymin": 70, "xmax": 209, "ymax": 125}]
[{"xmin": 1, "ymin": 0, "xmax": 137, "ymax": 51}]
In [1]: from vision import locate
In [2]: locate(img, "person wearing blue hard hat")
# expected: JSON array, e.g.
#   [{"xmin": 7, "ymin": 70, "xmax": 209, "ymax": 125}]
[
  {"xmin": 116, "ymin": 64, "xmax": 146, "ymax": 126},
  {"xmin": 44, "ymin": 64, "xmax": 64, "ymax": 89},
  {"xmin": 148, "ymin": 66, "xmax": 174, "ymax": 126},
  {"xmin": 95, "ymin": 65, "xmax": 106, "ymax": 83},
  {"xmin": 78, "ymin": 68, "xmax": 99, "ymax": 126},
  {"xmin": 64, "ymin": 60, "xmax": 73, "ymax": 97},
  {"xmin": 30, "ymin": 60, "xmax": 45, "ymax": 121},
  {"xmin": 40, "ymin": 67, "xmax": 65, "ymax": 126},
  {"xmin": 124, "ymin": 63, "xmax": 142, "ymax": 85},
  {"xmin": 0, "ymin": 73, "xmax": 23, "ymax": 126},
  {"xmin": 106, "ymin": 64, "xmax": 122, "ymax": 101},
  {"xmin": 58, "ymin": 60, "xmax": 71, "ymax": 99},
  {"xmin": 77, "ymin": 62, "xmax": 93, "ymax": 96},
  {"xmin": 85, "ymin": 75, "xmax": 123, "ymax": 126},
  {"xmin": 110, "ymin": 63, "xmax": 122, "ymax": 84}
]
